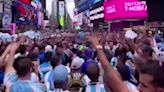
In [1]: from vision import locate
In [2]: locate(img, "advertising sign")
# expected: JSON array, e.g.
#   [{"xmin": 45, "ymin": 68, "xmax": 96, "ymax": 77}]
[
  {"xmin": 73, "ymin": 13, "xmax": 83, "ymax": 26},
  {"xmin": 90, "ymin": 6, "xmax": 104, "ymax": 21},
  {"xmin": 2, "ymin": 13, "xmax": 12, "ymax": 28},
  {"xmin": 59, "ymin": 1, "xmax": 65, "ymax": 16},
  {"xmin": 104, "ymin": 0, "xmax": 147, "ymax": 21},
  {"xmin": 59, "ymin": 1, "xmax": 65, "ymax": 28},
  {"xmin": 3, "ymin": 1, "xmax": 12, "ymax": 28}
]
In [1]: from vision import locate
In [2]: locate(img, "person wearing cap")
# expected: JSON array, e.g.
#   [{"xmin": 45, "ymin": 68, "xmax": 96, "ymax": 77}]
[
  {"xmin": 45, "ymin": 45, "xmax": 53, "ymax": 53},
  {"xmin": 48, "ymin": 65, "xmax": 69, "ymax": 92},
  {"xmin": 68, "ymin": 56, "xmax": 90, "ymax": 91},
  {"xmin": 71, "ymin": 57, "xmax": 85, "ymax": 71}
]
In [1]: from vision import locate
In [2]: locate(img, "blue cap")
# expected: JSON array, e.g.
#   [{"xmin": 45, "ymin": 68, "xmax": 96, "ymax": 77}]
[{"xmin": 51, "ymin": 65, "xmax": 68, "ymax": 83}]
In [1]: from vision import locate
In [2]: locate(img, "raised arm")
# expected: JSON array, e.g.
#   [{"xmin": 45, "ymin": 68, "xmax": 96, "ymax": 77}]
[
  {"xmin": 0, "ymin": 44, "xmax": 11, "ymax": 68},
  {"xmin": 5, "ymin": 43, "xmax": 20, "ymax": 75},
  {"xmin": 88, "ymin": 35, "xmax": 129, "ymax": 92}
]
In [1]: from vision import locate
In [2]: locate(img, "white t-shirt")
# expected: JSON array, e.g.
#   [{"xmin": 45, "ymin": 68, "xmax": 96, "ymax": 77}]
[
  {"xmin": 31, "ymin": 72, "xmax": 39, "ymax": 83},
  {"xmin": 124, "ymin": 81, "xmax": 139, "ymax": 92}
]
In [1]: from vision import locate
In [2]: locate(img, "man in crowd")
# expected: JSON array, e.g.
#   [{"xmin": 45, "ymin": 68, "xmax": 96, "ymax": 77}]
[
  {"xmin": 68, "ymin": 56, "xmax": 89, "ymax": 92},
  {"xmin": 138, "ymin": 62, "xmax": 164, "ymax": 92},
  {"xmin": 2, "ymin": 42, "xmax": 45, "ymax": 92},
  {"xmin": 50, "ymin": 65, "xmax": 69, "ymax": 92}
]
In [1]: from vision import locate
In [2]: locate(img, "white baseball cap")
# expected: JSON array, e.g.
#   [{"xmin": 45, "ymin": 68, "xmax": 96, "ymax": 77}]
[
  {"xmin": 45, "ymin": 45, "xmax": 52, "ymax": 52},
  {"xmin": 71, "ymin": 57, "xmax": 85, "ymax": 69}
]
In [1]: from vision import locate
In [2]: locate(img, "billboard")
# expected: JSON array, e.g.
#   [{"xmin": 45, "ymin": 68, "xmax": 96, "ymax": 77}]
[
  {"xmin": 16, "ymin": 0, "xmax": 31, "ymax": 17},
  {"xmin": 3, "ymin": 1, "xmax": 12, "ymax": 28},
  {"xmin": 104, "ymin": 0, "xmax": 147, "ymax": 21},
  {"xmin": 90, "ymin": 6, "xmax": 104, "ymax": 21},
  {"xmin": 59, "ymin": 1, "xmax": 65, "ymax": 28},
  {"xmin": 73, "ymin": 13, "xmax": 83, "ymax": 26}
]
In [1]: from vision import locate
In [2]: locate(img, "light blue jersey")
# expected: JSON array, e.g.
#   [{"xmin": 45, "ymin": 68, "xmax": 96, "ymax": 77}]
[
  {"xmin": 4, "ymin": 72, "xmax": 45, "ymax": 92},
  {"xmin": 84, "ymin": 83, "xmax": 106, "ymax": 92}
]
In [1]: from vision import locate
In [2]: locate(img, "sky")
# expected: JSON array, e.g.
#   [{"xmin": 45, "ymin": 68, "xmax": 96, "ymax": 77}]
[
  {"xmin": 46, "ymin": 0, "xmax": 53, "ymax": 16},
  {"xmin": 65, "ymin": 0, "xmax": 76, "ymax": 19},
  {"xmin": 46, "ymin": 0, "xmax": 75, "ymax": 19}
]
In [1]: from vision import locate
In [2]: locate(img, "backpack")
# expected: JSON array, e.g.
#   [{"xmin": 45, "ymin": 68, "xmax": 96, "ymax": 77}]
[{"xmin": 68, "ymin": 73, "xmax": 85, "ymax": 92}]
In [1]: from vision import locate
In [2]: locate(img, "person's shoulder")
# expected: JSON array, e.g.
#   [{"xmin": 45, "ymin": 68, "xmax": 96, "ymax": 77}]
[
  {"xmin": 31, "ymin": 82, "xmax": 45, "ymax": 87},
  {"xmin": 10, "ymin": 81, "xmax": 34, "ymax": 92},
  {"xmin": 44, "ymin": 71, "xmax": 52, "ymax": 82},
  {"xmin": 30, "ymin": 82, "xmax": 46, "ymax": 92},
  {"xmin": 4, "ymin": 72, "xmax": 18, "ymax": 86},
  {"xmin": 10, "ymin": 81, "xmax": 46, "ymax": 92},
  {"xmin": 124, "ymin": 81, "xmax": 138, "ymax": 92}
]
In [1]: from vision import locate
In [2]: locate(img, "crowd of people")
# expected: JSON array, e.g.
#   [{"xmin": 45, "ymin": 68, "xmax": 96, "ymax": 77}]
[{"xmin": 0, "ymin": 28, "xmax": 164, "ymax": 92}]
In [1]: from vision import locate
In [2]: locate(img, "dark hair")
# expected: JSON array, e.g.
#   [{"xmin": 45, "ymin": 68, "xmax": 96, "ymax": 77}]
[
  {"xmin": 139, "ymin": 62, "xmax": 164, "ymax": 88},
  {"xmin": 39, "ymin": 44, "xmax": 45, "ymax": 51},
  {"xmin": 13, "ymin": 57, "xmax": 32, "ymax": 77},
  {"xmin": 18, "ymin": 45, "xmax": 27, "ymax": 54},
  {"xmin": 117, "ymin": 65, "xmax": 131, "ymax": 81},
  {"xmin": 142, "ymin": 45, "xmax": 154, "ymax": 56},
  {"xmin": 27, "ymin": 53, "xmax": 38, "ymax": 61},
  {"xmin": 104, "ymin": 49, "xmax": 112, "ymax": 62},
  {"xmin": 45, "ymin": 51, "xmax": 52, "ymax": 61},
  {"xmin": 57, "ymin": 42, "xmax": 64, "ymax": 48},
  {"xmin": 115, "ymin": 47, "xmax": 127, "ymax": 57},
  {"xmin": 50, "ymin": 55, "xmax": 60, "ymax": 68},
  {"xmin": 86, "ymin": 62, "xmax": 100, "ymax": 82},
  {"xmin": 115, "ymin": 47, "xmax": 127, "ymax": 64}
]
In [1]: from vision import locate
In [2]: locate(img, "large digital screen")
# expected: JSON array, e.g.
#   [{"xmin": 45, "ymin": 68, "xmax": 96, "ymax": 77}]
[{"xmin": 104, "ymin": 0, "xmax": 148, "ymax": 21}]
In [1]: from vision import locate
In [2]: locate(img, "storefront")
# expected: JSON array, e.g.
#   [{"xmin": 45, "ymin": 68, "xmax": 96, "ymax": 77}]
[{"xmin": 104, "ymin": 0, "xmax": 148, "ymax": 31}]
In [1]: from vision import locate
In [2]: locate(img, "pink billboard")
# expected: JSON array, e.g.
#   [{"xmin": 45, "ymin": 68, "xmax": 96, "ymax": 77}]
[{"xmin": 104, "ymin": 0, "xmax": 148, "ymax": 21}]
